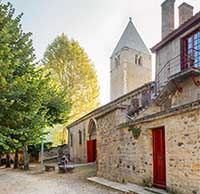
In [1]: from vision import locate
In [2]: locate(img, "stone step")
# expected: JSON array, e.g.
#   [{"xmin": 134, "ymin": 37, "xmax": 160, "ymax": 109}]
[
  {"xmin": 71, "ymin": 162, "xmax": 96, "ymax": 167},
  {"xmin": 144, "ymin": 187, "xmax": 170, "ymax": 194},
  {"xmin": 87, "ymin": 177, "xmax": 155, "ymax": 194}
]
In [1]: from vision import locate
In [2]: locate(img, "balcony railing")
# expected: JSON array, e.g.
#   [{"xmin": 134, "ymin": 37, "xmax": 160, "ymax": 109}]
[{"xmin": 156, "ymin": 47, "xmax": 200, "ymax": 94}]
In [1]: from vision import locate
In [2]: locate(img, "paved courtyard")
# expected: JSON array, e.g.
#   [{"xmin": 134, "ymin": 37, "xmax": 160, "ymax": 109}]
[{"xmin": 0, "ymin": 164, "xmax": 122, "ymax": 194}]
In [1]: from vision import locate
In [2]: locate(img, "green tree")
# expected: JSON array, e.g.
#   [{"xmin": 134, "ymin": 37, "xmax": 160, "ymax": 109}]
[
  {"xmin": 48, "ymin": 125, "xmax": 68, "ymax": 146},
  {"xmin": 0, "ymin": 2, "xmax": 70, "ymax": 170},
  {"xmin": 43, "ymin": 34, "xmax": 99, "ymax": 124}
]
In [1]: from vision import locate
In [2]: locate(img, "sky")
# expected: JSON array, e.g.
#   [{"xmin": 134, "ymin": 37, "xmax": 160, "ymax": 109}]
[{"xmin": 3, "ymin": 0, "xmax": 200, "ymax": 105}]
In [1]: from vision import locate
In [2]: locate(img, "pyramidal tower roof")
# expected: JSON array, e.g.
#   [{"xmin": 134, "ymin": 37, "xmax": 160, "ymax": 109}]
[{"xmin": 111, "ymin": 18, "xmax": 150, "ymax": 57}]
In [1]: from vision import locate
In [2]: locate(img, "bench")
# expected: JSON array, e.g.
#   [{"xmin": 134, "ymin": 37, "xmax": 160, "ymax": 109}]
[
  {"xmin": 44, "ymin": 165, "xmax": 55, "ymax": 172},
  {"xmin": 58, "ymin": 164, "xmax": 74, "ymax": 173}
]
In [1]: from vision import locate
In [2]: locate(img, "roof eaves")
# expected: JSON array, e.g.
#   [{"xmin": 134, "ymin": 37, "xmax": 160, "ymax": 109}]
[
  {"xmin": 117, "ymin": 99, "xmax": 200, "ymax": 129},
  {"xmin": 67, "ymin": 81, "xmax": 155, "ymax": 129},
  {"xmin": 151, "ymin": 11, "xmax": 200, "ymax": 53}
]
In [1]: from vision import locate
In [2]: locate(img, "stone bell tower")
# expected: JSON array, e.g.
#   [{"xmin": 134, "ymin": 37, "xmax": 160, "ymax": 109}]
[{"xmin": 110, "ymin": 18, "xmax": 152, "ymax": 101}]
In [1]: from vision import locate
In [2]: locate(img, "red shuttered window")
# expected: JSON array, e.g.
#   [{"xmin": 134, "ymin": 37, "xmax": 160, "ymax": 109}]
[{"xmin": 181, "ymin": 29, "xmax": 200, "ymax": 70}]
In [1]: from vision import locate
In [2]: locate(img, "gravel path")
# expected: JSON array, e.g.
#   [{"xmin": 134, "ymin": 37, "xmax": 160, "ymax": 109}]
[{"xmin": 0, "ymin": 164, "xmax": 123, "ymax": 194}]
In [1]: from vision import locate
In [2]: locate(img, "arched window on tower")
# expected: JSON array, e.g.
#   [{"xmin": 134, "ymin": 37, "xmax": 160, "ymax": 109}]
[
  {"xmin": 135, "ymin": 55, "xmax": 138, "ymax": 65},
  {"xmin": 114, "ymin": 55, "xmax": 120, "ymax": 67},
  {"xmin": 115, "ymin": 58, "xmax": 118, "ymax": 67},
  {"xmin": 138, "ymin": 56, "xmax": 143, "ymax": 66}
]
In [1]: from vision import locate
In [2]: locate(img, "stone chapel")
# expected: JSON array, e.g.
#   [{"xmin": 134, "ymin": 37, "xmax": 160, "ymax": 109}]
[
  {"xmin": 110, "ymin": 18, "xmax": 152, "ymax": 100},
  {"xmin": 67, "ymin": 17, "xmax": 153, "ymax": 164}
]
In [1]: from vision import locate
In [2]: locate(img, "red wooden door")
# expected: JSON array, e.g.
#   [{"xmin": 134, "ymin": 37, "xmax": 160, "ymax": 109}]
[
  {"xmin": 152, "ymin": 127, "xmax": 166, "ymax": 189},
  {"xmin": 87, "ymin": 139, "xmax": 96, "ymax": 163}
]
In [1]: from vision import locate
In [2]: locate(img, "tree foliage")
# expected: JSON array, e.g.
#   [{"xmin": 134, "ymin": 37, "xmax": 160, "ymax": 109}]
[
  {"xmin": 48, "ymin": 125, "xmax": 68, "ymax": 146},
  {"xmin": 0, "ymin": 2, "xmax": 70, "ymax": 169},
  {"xmin": 43, "ymin": 34, "xmax": 99, "ymax": 124}
]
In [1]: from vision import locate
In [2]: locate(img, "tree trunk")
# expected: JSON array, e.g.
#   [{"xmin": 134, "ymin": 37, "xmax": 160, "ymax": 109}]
[
  {"xmin": 0, "ymin": 154, "xmax": 1, "ymax": 166},
  {"xmin": 23, "ymin": 144, "xmax": 29, "ymax": 170},
  {"xmin": 14, "ymin": 149, "xmax": 19, "ymax": 169},
  {"xmin": 6, "ymin": 154, "xmax": 11, "ymax": 168}
]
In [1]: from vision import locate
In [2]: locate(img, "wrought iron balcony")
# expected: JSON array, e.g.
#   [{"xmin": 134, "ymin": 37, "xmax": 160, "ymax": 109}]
[{"xmin": 156, "ymin": 47, "xmax": 200, "ymax": 94}]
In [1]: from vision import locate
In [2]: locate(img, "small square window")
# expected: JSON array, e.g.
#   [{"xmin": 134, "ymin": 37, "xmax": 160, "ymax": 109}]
[{"xmin": 138, "ymin": 56, "xmax": 143, "ymax": 66}]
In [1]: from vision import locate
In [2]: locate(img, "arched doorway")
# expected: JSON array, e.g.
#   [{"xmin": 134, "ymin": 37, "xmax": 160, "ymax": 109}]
[{"xmin": 87, "ymin": 119, "xmax": 96, "ymax": 163}]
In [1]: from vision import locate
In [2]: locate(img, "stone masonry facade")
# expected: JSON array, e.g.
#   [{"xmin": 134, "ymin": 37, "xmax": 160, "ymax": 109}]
[
  {"xmin": 110, "ymin": 48, "xmax": 151, "ymax": 101},
  {"xmin": 68, "ymin": 82, "xmax": 154, "ymax": 163},
  {"xmin": 96, "ymin": 102, "xmax": 200, "ymax": 194},
  {"xmin": 67, "ymin": 1, "xmax": 200, "ymax": 193}
]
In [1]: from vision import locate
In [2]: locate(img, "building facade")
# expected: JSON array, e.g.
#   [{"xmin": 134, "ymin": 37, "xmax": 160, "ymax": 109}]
[
  {"xmin": 96, "ymin": 1, "xmax": 200, "ymax": 194},
  {"xmin": 68, "ymin": 1, "xmax": 200, "ymax": 193},
  {"xmin": 68, "ymin": 18, "xmax": 153, "ymax": 163},
  {"xmin": 68, "ymin": 82, "xmax": 155, "ymax": 163}
]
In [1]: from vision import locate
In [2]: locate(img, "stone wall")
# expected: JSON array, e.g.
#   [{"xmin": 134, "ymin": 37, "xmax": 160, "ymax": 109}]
[
  {"xmin": 97, "ymin": 109, "xmax": 152, "ymax": 184},
  {"xmin": 156, "ymin": 76, "xmax": 200, "ymax": 112},
  {"xmin": 43, "ymin": 144, "xmax": 69, "ymax": 158},
  {"xmin": 97, "ymin": 106, "xmax": 200, "ymax": 194},
  {"xmin": 68, "ymin": 82, "xmax": 154, "ymax": 163},
  {"xmin": 97, "ymin": 109, "xmax": 152, "ymax": 185},
  {"xmin": 41, "ymin": 144, "xmax": 69, "ymax": 162},
  {"xmin": 171, "ymin": 76, "xmax": 200, "ymax": 107}
]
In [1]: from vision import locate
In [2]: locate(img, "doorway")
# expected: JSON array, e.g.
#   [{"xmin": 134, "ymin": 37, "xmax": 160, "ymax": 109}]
[
  {"xmin": 87, "ymin": 139, "xmax": 96, "ymax": 163},
  {"xmin": 152, "ymin": 126, "xmax": 166, "ymax": 189}
]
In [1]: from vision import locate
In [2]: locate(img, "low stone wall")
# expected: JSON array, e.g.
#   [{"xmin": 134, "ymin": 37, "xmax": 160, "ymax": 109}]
[
  {"xmin": 42, "ymin": 144, "xmax": 69, "ymax": 162},
  {"xmin": 96, "ymin": 107, "xmax": 200, "ymax": 194}
]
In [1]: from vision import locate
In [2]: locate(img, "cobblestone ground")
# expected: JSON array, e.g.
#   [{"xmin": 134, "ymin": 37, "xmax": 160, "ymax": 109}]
[{"xmin": 0, "ymin": 164, "xmax": 123, "ymax": 194}]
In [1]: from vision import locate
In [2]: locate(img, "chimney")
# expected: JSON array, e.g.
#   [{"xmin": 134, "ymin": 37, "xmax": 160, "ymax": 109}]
[
  {"xmin": 178, "ymin": 3, "xmax": 193, "ymax": 26},
  {"xmin": 161, "ymin": 0, "xmax": 175, "ymax": 39}
]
